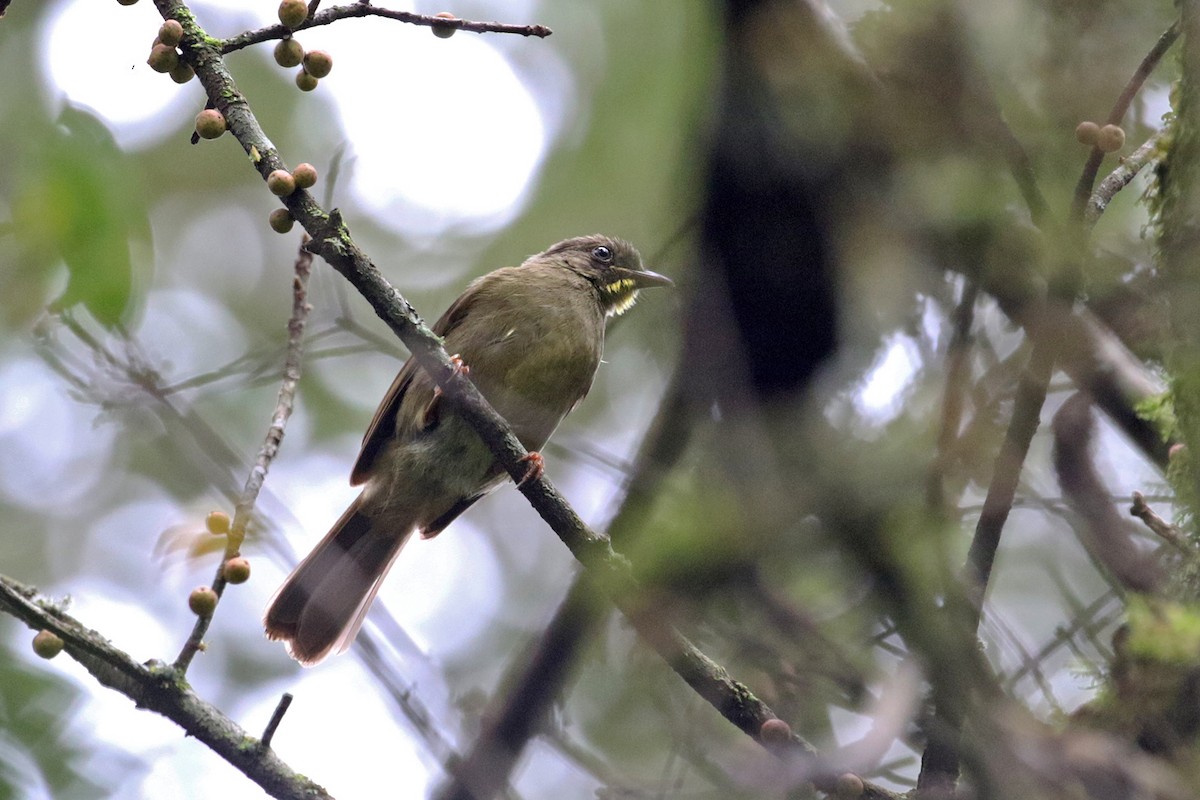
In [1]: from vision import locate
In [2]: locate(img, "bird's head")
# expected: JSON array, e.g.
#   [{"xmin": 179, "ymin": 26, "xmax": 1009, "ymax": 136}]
[{"xmin": 537, "ymin": 234, "xmax": 673, "ymax": 316}]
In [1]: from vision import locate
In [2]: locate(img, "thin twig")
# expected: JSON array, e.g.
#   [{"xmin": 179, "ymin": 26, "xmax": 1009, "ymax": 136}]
[
  {"xmin": 219, "ymin": 4, "xmax": 551, "ymax": 53},
  {"xmin": 1071, "ymin": 19, "xmax": 1181, "ymax": 220},
  {"xmin": 927, "ymin": 280, "xmax": 979, "ymax": 513},
  {"xmin": 1052, "ymin": 393, "xmax": 1164, "ymax": 592},
  {"xmin": 1085, "ymin": 129, "xmax": 1169, "ymax": 227},
  {"xmin": 436, "ymin": 576, "xmax": 601, "ymax": 800},
  {"xmin": 260, "ymin": 693, "xmax": 294, "ymax": 750},
  {"xmin": 174, "ymin": 240, "xmax": 313, "ymax": 672},
  {"xmin": 0, "ymin": 576, "xmax": 331, "ymax": 800},
  {"xmin": 1130, "ymin": 491, "xmax": 1194, "ymax": 553},
  {"xmin": 918, "ymin": 325, "xmax": 1056, "ymax": 794}
]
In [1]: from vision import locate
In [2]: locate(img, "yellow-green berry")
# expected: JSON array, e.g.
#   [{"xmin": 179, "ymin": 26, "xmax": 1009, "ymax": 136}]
[
  {"xmin": 267, "ymin": 169, "xmax": 296, "ymax": 197},
  {"xmin": 188, "ymin": 586, "xmax": 218, "ymax": 616},
  {"xmin": 302, "ymin": 50, "xmax": 332, "ymax": 79},
  {"xmin": 269, "ymin": 208, "xmax": 295, "ymax": 233},
  {"xmin": 278, "ymin": 0, "xmax": 308, "ymax": 30},
  {"xmin": 147, "ymin": 44, "xmax": 179, "ymax": 73},
  {"xmin": 170, "ymin": 61, "xmax": 195, "ymax": 84},
  {"xmin": 223, "ymin": 557, "xmax": 251, "ymax": 584},
  {"xmin": 195, "ymin": 109, "xmax": 227, "ymax": 139},
  {"xmin": 159, "ymin": 19, "xmax": 184, "ymax": 47},
  {"xmin": 432, "ymin": 11, "xmax": 457, "ymax": 38},
  {"xmin": 205, "ymin": 510, "xmax": 231, "ymax": 535},
  {"xmin": 32, "ymin": 630, "xmax": 64, "ymax": 659},
  {"xmin": 274, "ymin": 38, "xmax": 304, "ymax": 68},
  {"xmin": 1075, "ymin": 121, "xmax": 1099, "ymax": 146},
  {"xmin": 292, "ymin": 163, "xmax": 317, "ymax": 189},
  {"xmin": 295, "ymin": 69, "xmax": 319, "ymax": 92},
  {"xmin": 1097, "ymin": 124, "xmax": 1126, "ymax": 153}
]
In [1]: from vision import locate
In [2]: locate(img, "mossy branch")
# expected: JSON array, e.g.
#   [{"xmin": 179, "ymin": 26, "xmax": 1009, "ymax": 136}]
[{"xmin": 0, "ymin": 575, "xmax": 332, "ymax": 800}]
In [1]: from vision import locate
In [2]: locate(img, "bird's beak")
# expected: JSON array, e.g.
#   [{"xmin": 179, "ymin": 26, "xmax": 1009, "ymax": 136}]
[{"xmin": 621, "ymin": 268, "xmax": 674, "ymax": 289}]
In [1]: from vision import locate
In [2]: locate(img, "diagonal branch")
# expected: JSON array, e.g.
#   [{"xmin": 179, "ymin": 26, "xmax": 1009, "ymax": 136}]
[
  {"xmin": 0, "ymin": 575, "xmax": 332, "ymax": 800},
  {"xmin": 149, "ymin": 0, "xmax": 903, "ymax": 789}
]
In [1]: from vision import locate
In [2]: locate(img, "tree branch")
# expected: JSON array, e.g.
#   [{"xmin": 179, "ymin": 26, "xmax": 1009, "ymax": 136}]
[
  {"xmin": 0, "ymin": 575, "xmax": 332, "ymax": 800},
  {"xmin": 174, "ymin": 240, "xmax": 313, "ymax": 673},
  {"xmin": 218, "ymin": 4, "xmax": 551, "ymax": 54},
  {"xmin": 151, "ymin": 0, "xmax": 876, "ymax": 781}
]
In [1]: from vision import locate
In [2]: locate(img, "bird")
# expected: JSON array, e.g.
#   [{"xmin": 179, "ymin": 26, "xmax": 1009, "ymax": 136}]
[{"xmin": 264, "ymin": 235, "xmax": 672, "ymax": 664}]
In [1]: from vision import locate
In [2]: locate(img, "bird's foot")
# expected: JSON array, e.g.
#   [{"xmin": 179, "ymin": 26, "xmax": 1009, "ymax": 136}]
[
  {"xmin": 448, "ymin": 354, "xmax": 470, "ymax": 378},
  {"xmin": 433, "ymin": 354, "xmax": 470, "ymax": 401},
  {"xmin": 517, "ymin": 451, "xmax": 545, "ymax": 486}
]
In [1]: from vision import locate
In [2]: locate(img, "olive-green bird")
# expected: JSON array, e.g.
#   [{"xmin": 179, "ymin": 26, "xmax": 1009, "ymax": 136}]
[{"xmin": 265, "ymin": 235, "xmax": 672, "ymax": 664}]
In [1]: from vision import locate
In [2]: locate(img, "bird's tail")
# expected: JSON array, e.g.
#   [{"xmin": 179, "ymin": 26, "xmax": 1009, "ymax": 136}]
[{"xmin": 264, "ymin": 495, "xmax": 411, "ymax": 665}]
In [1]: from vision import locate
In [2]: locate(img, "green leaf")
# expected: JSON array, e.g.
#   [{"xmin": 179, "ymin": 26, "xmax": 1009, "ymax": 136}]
[{"xmin": 11, "ymin": 105, "xmax": 149, "ymax": 328}]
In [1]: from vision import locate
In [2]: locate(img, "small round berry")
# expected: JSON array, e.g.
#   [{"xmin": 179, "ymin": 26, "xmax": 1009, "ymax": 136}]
[
  {"xmin": 195, "ymin": 108, "xmax": 227, "ymax": 140},
  {"xmin": 269, "ymin": 208, "xmax": 296, "ymax": 233},
  {"xmin": 1074, "ymin": 121, "xmax": 1099, "ymax": 146},
  {"xmin": 432, "ymin": 11, "xmax": 457, "ymax": 38},
  {"xmin": 267, "ymin": 169, "xmax": 297, "ymax": 197},
  {"xmin": 205, "ymin": 510, "xmax": 231, "ymax": 535},
  {"xmin": 159, "ymin": 19, "xmax": 184, "ymax": 47},
  {"xmin": 302, "ymin": 50, "xmax": 332, "ymax": 79},
  {"xmin": 835, "ymin": 773, "xmax": 864, "ymax": 799},
  {"xmin": 188, "ymin": 586, "xmax": 218, "ymax": 616},
  {"xmin": 1097, "ymin": 124, "xmax": 1126, "ymax": 153},
  {"xmin": 295, "ymin": 69, "xmax": 319, "ymax": 92},
  {"xmin": 169, "ymin": 61, "xmax": 195, "ymax": 84},
  {"xmin": 759, "ymin": 718, "xmax": 792, "ymax": 745},
  {"xmin": 223, "ymin": 557, "xmax": 252, "ymax": 584},
  {"xmin": 147, "ymin": 44, "xmax": 179, "ymax": 74},
  {"xmin": 278, "ymin": 0, "xmax": 308, "ymax": 30},
  {"xmin": 32, "ymin": 630, "xmax": 64, "ymax": 659},
  {"xmin": 274, "ymin": 38, "xmax": 304, "ymax": 68},
  {"xmin": 292, "ymin": 163, "xmax": 318, "ymax": 189},
  {"xmin": 117, "ymin": 0, "xmax": 139, "ymax": 5}
]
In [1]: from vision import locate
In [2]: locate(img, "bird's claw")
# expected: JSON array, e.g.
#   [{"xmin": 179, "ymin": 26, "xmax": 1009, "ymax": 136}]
[
  {"xmin": 433, "ymin": 354, "xmax": 470, "ymax": 401},
  {"xmin": 517, "ymin": 451, "xmax": 545, "ymax": 487}
]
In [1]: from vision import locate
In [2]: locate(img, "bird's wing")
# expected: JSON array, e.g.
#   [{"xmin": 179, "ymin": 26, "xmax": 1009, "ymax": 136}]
[{"xmin": 349, "ymin": 287, "xmax": 481, "ymax": 486}]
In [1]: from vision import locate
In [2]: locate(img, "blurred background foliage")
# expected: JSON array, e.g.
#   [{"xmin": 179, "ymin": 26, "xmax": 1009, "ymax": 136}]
[{"xmin": 0, "ymin": 0, "xmax": 1194, "ymax": 798}]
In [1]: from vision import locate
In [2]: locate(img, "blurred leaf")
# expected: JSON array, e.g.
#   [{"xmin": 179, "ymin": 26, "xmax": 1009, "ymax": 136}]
[
  {"xmin": 10, "ymin": 104, "xmax": 149, "ymax": 329},
  {"xmin": 0, "ymin": 639, "xmax": 142, "ymax": 799}
]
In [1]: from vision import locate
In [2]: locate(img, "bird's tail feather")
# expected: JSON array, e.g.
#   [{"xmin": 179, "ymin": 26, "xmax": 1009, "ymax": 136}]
[{"xmin": 264, "ymin": 495, "xmax": 411, "ymax": 665}]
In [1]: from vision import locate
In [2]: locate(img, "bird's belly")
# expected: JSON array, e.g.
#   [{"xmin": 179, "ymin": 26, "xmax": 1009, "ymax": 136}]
[{"xmin": 364, "ymin": 415, "xmax": 504, "ymax": 526}]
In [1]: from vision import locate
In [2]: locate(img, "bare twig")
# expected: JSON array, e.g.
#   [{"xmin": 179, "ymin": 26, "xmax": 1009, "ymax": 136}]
[
  {"xmin": 1052, "ymin": 393, "xmax": 1164, "ymax": 592},
  {"xmin": 1071, "ymin": 19, "xmax": 1181, "ymax": 220},
  {"xmin": 1085, "ymin": 129, "xmax": 1169, "ymax": 227},
  {"xmin": 260, "ymin": 693, "xmax": 294, "ymax": 750},
  {"xmin": 219, "ymin": 4, "xmax": 552, "ymax": 54},
  {"xmin": 1130, "ymin": 491, "xmax": 1194, "ymax": 553},
  {"xmin": 435, "ymin": 576, "xmax": 601, "ymax": 800},
  {"xmin": 927, "ymin": 280, "xmax": 979, "ymax": 513},
  {"xmin": 174, "ymin": 240, "xmax": 313, "ymax": 673},
  {"xmin": 0, "ymin": 576, "xmax": 331, "ymax": 800},
  {"xmin": 964, "ymin": 337, "xmax": 1056, "ymax": 612}
]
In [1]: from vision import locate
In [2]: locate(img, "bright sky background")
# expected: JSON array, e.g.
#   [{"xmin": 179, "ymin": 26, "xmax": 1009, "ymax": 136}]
[{"xmin": 43, "ymin": 0, "xmax": 562, "ymax": 236}]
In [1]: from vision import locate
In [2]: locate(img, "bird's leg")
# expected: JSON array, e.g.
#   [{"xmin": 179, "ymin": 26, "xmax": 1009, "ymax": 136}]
[
  {"xmin": 432, "ymin": 354, "xmax": 470, "ymax": 402},
  {"xmin": 517, "ymin": 452, "xmax": 545, "ymax": 486}
]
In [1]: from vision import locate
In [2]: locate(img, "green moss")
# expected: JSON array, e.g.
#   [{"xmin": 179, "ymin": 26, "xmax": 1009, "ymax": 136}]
[{"xmin": 1126, "ymin": 596, "xmax": 1200, "ymax": 665}]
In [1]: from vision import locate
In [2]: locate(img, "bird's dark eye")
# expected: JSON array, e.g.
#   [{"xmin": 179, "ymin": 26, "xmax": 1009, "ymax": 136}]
[{"xmin": 592, "ymin": 245, "xmax": 613, "ymax": 263}]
